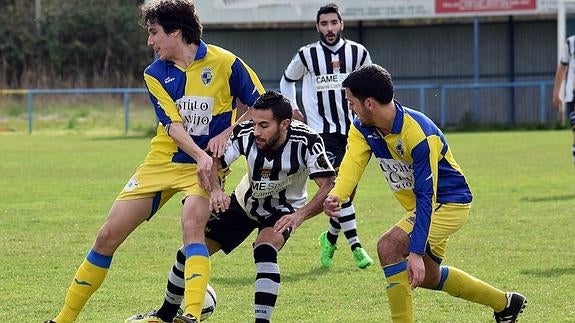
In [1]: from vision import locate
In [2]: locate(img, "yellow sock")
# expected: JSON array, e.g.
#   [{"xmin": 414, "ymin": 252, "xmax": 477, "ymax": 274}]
[
  {"xmin": 54, "ymin": 250, "xmax": 111, "ymax": 323},
  {"xmin": 183, "ymin": 243, "xmax": 211, "ymax": 319},
  {"xmin": 383, "ymin": 261, "xmax": 414, "ymax": 323},
  {"xmin": 437, "ymin": 266, "xmax": 507, "ymax": 312}
]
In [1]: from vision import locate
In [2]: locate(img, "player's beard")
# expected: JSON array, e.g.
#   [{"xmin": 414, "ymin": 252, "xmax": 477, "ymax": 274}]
[
  {"xmin": 320, "ymin": 30, "xmax": 342, "ymax": 46},
  {"xmin": 255, "ymin": 131, "xmax": 282, "ymax": 152}
]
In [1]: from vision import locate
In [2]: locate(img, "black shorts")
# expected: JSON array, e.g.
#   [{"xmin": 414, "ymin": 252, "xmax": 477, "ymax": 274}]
[
  {"xmin": 205, "ymin": 194, "xmax": 290, "ymax": 254},
  {"xmin": 319, "ymin": 133, "xmax": 347, "ymax": 168}
]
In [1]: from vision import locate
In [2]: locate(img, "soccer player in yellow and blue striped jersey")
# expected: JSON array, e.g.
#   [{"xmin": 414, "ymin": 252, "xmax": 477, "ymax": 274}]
[
  {"xmin": 324, "ymin": 64, "xmax": 527, "ymax": 323},
  {"xmin": 45, "ymin": 1, "xmax": 264, "ymax": 323}
]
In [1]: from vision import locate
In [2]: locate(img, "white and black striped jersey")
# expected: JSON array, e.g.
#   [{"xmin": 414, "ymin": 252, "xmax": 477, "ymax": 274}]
[
  {"xmin": 560, "ymin": 35, "xmax": 575, "ymax": 102},
  {"xmin": 221, "ymin": 120, "xmax": 335, "ymax": 220},
  {"xmin": 281, "ymin": 38, "xmax": 372, "ymax": 136}
]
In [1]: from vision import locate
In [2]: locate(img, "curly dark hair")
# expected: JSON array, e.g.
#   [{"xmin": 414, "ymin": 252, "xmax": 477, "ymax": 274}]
[{"xmin": 140, "ymin": 0, "xmax": 202, "ymax": 45}]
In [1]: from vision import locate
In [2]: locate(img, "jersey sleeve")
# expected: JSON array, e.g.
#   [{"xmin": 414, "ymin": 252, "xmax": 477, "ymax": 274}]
[
  {"xmin": 283, "ymin": 51, "xmax": 307, "ymax": 82},
  {"xmin": 361, "ymin": 48, "xmax": 373, "ymax": 66},
  {"xmin": 221, "ymin": 121, "xmax": 251, "ymax": 168},
  {"xmin": 143, "ymin": 72, "xmax": 182, "ymax": 127},
  {"xmin": 306, "ymin": 134, "xmax": 336, "ymax": 179},
  {"xmin": 229, "ymin": 58, "xmax": 265, "ymax": 107},
  {"xmin": 408, "ymin": 135, "xmax": 441, "ymax": 255},
  {"xmin": 330, "ymin": 124, "xmax": 372, "ymax": 201},
  {"xmin": 560, "ymin": 39, "xmax": 571, "ymax": 65}
]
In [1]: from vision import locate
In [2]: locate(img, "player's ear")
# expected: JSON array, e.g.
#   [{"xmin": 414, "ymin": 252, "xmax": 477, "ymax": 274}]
[
  {"xmin": 365, "ymin": 97, "xmax": 375, "ymax": 111},
  {"xmin": 280, "ymin": 118, "xmax": 291, "ymax": 130}
]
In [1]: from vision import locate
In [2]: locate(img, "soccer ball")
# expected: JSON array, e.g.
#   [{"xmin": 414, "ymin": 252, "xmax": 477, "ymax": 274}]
[{"xmin": 178, "ymin": 283, "xmax": 217, "ymax": 321}]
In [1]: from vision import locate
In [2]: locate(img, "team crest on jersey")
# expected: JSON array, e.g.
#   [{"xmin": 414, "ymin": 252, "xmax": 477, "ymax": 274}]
[
  {"xmin": 395, "ymin": 139, "xmax": 405, "ymax": 158},
  {"xmin": 260, "ymin": 168, "xmax": 271, "ymax": 179},
  {"xmin": 201, "ymin": 67, "xmax": 213, "ymax": 85},
  {"xmin": 331, "ymin": 60, "xmax": 341, "ymax": 70},
  {"xmin": 316, "ymin": 153, "xmax": 330, "ymax": 169}
]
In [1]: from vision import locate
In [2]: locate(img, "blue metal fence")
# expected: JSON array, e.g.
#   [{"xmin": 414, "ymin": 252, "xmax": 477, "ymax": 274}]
[{"xmin": 0, "ymin": 80, "xmax": 555, "ymax": 134}]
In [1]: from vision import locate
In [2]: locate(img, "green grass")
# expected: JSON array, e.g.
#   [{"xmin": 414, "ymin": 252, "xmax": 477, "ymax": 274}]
[
  {"xmin": 1, "ymin": 130, "xmax": 574, "ymax": 322},
  {"xmin": 0, "ymin": 95, "xmax": 156, "ymax": 135}
]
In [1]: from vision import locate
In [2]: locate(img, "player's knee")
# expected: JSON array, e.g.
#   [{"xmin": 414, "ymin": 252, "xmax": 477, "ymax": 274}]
[
  {"xmin": 93, "ymin": 227, "xmax": 121, "ymax": 255},
  {"xmin": 569, "ymin": 111, "xmax": 575, "ymax": 129},
  {"xmin": 377, "ymin": 237, "xmax": 395, "ymax": 266},
  {"xmin": 377, "ymin": 230, "xmax": 409, "ymax": 266}
]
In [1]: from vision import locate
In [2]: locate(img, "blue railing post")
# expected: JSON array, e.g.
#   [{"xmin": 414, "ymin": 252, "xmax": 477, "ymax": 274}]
[
  {"xmin": 440, "ymin": 85, "xmax": 446, "ymax": 128},
  {"xmin": 419, "ymin": 86, "xmax": 426, "ymax": 114},
  {"xmin": 123, "ymin": 91, "xmax": 130, "ymax": 134},
  {"xmin": 540, "ymin": 83, "xmax": 546, "ymax": 123}
]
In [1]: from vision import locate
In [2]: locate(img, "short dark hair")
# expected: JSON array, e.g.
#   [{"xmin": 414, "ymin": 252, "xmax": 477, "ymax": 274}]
[
  {"xmin": 253, "ymin": 91, "xmax": 293, "ymax": 122},
  {"xmin": 316, "ymin": 3, "xmax": 342, "ymax": 23},
  {"xmin": 342, "ymin": 64, "xmax": 394, "ymax": 104},
  {"xmin": 140, "ymin": 0, "xmax": 202, "ymax": 45}
]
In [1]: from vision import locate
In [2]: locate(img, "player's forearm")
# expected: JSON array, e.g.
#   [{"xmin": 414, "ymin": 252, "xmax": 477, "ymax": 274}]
[
  {"xmin": 553, "ymin": 64, "xmax": 568, "ymax": 97},
  {"xmin": 330, "ymin": 126, "xmax": 371, "ymax": 200},
  {"xmin": 298, "ymin": 176, "xmax": 335, "ymax": 222},
  {"xmin": 168, "ymin": 122, "xmax": 206, "ymax": 160}
]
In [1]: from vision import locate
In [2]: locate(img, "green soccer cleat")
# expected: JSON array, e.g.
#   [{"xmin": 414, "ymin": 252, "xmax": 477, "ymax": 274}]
[
  {"xmin": 125, "ymin": 310, "xmax": 168, "ymax": 323},
  {"xmin": 318, "ymin": 231, "xmax": 337, "ymax": 268},
  {"xmin": 352, "ymin": 247, "xmax": 374, "ymax": 269}
]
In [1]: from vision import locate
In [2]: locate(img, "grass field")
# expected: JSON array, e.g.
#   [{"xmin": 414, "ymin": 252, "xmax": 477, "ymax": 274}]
[{"xmin": 1, "ymin": 130, "xmax": 574, "ymax": 322}]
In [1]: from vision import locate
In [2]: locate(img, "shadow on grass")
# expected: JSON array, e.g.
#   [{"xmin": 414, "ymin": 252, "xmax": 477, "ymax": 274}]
[
  {"xmin": 519, "ymin": 194, "xmax": 575, "ymax": 202},
  {"xmin": 520, "ymin": 266, "xmax": 575, "ymax": 277},
  {"xmin": 211, "ymin": 266, "xmax": 335, "ymax": 287}
]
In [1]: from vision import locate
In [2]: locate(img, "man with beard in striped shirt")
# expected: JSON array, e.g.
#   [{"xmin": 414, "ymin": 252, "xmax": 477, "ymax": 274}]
[
  {"xmin": 280, "ymin": 2, "xmax": 373, "ymax": 269},
  {"xmin": 126, "ymin": 91, "xmax": 336, "ymax": 323}
]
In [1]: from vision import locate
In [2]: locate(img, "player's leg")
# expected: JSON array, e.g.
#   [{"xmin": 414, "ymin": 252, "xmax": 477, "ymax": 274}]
[
  {"xmin": 50, "ymin": 198, "xmax": 155, "ymax": 323},
  {"xmin": 423, "ymin": 203, "xmax": 527, "ymax": 322},
  {"xmin": 175, "ymin": 194, "xmax": 212, "ymax": 323},
  {"xmin": 318, "ymin": 133, "xmax": 372, "ymax": 269},
  {"xmin": 566, "ymin": 100, "xmax": 575, "ymax": 163},
  {"xmin": 129, "ymin": 194, "xmax": 257, "ymax": 323},
  {"xmin": 253, "ymin": 225, "xmax": 290, "ymax": 323},
  {"xmin": 378, "ymin": 225, "xmax": 413, "ymax": 322}
]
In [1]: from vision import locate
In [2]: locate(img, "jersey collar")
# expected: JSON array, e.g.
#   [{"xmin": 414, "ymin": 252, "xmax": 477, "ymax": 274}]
[
  {"xmin": 320, "ymin": 38, "xmax": 345, "ymax": 53},
  {"xmin": 195, "ymin": 40, "xmax": 208, "ymax": 60},
  {"xmin": 390, "ymin": 100, "xmax": 405, "ymax": 134}
]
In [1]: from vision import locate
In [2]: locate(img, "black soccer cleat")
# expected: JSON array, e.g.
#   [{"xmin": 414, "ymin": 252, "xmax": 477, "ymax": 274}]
[
  {"xmin": 172, "ymin": 313, "xmax": 198, "ymax": 323},
  {"xmin": 493, "ymin": 292, "xmax": 527, "ymax": 323}
]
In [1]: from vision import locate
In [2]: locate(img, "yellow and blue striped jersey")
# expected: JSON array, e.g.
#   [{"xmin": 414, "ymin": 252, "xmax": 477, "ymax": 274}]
[
  {"xmin": 331, "ymin": 100, "xmax": 472, "ymax": 255},
  {"xmin": 143, "ymin": 40, "xmax": 265, "ymax": 164}
]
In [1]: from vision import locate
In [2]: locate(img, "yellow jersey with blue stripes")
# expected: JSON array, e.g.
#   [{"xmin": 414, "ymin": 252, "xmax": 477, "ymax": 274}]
[
  {"xmin": 143, "ymin": 40, "xmax": 265, "ymax": 164},
  {"xmin": 331, "ymin": 100, "xmax": 472, "ymax": 255}
]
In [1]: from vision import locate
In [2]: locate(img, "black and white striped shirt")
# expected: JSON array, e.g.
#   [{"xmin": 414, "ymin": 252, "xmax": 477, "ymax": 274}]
[
  {"xmin": 281, "ymin": 38, "xmax": 372, "ymax": 136},
  {"xmin": 221, "ymin": 120, "xmax": 335, "ymax": 220}
]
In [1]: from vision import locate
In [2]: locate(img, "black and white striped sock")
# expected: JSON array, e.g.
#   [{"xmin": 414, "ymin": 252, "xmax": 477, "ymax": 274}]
[{"xmin": 253, "ymin": 243, "xmax": 280, "ymax": 323}]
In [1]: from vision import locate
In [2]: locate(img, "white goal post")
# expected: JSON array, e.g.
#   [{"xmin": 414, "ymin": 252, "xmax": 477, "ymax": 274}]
[{"xmin": 558, "ymin": 0, "xmax": 575, "ymax": 61}]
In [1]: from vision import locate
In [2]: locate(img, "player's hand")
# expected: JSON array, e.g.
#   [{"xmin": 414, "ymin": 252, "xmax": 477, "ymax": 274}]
[
  {"xmin": 207, "ymin": 130, "xmax": 230, "ymax": 158},
  {"xmin": 292, "ymin": 109, "xmax": 305, "ymax": 122},
  {"xmin": 209, "ymin": 189, "xmax": 230, "ymax": 213},
  {"xmin": 273, "ymin": 213, "xmax": 301, "ymax": 234},
  {"xmin": 552, "ymin": 95, "xmax": 563, "ymax": 111},
  {"xmin": 407, "ymin": 252, "xmax": 425, "ymax": 289},
  {"xmin": 323, "ymin": 195, "xmax": 341, "ymax": 217},
  {"xmin": 196, "ymin": 151, "xmax": 213, "ymax": 192}
]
